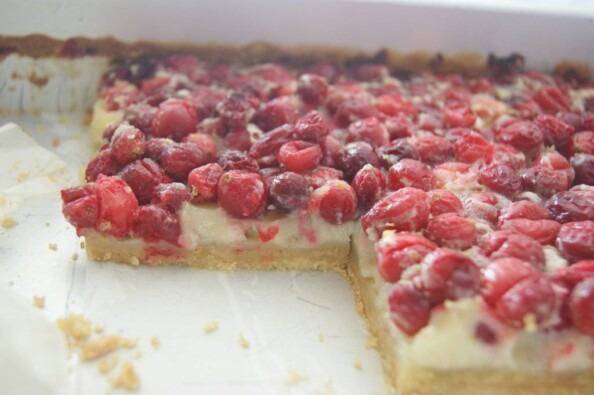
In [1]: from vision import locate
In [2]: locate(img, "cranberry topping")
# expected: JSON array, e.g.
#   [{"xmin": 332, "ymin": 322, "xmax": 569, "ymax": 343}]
[
  {"xmin": 443, "ymin": 104, "xmax": 476, "ymax": 128},
  {"xmin": 152, "ymin": 182, "xmax": 191, "ymax": 212},
  {"xmin": 277, "ymin": 140, "xmax": 322, "ymax": 173},
  {"xmin": 269, "ymin": 171, "xmax": 310, "ymax": 211},
  {"xmin": 500, "ymin": 219, "xmax": 561, "ymax": 245},
  {"xmin": 570, "ymin": 131, "xmax": 594, "ymax": 155},
  {"xmin": 481, "ymin": 258, "xmax": 540, "ymax": 306},
  {"xmin": 308, "ymin": 180, "xmax": 357, "ymax": 225},
  {"xmin": 217, "ymin": 170, "xmax": 267, "ymax": 219},
  {"xmin": 388, "ymin": 283, "xmax": 432, "ymax": 336},
  {"xmin": 218, "ymin": 150, "xmax": 259, "ymax": 172},
  {"xmin": 133, "ymin": 204, "xmax": 181, "ymax": 245},
  {"xmin": 569, "ymin": 278, "xmax": 594, "ymax": 337},
  {"xmin": 151, "ymin": 99, "xmax": 198, "ymax": 140},
  {"xmin": 534, "ymin": 114, "xmax": 575, "ymax": 149},
  {"xmin": 145, "ymin": 138, "xmax": 175, "ymax": 161},
  {"xmin": 253, "ymin": 97, "xmax": 298, "ymax": 132},
  {"xmin": 188, "ymin": 163, "xmax": 224, "ymax": 203},
  {"xmin": 463, "ymin": 192, "xmax": 500, "ymax": 225},
  {"xmin": 533, "ymin": 87, "xmax": 571, "ymax": 114},
  {"xmin": 495, "ymin": 276, "xmax": 556, "ymax": 328},
  {"xmin": 557, "ymin": 221, "xmax": 594, "ymax": 262},
  {"xmin": 388, "ymin": 159, "xmax": 435, "ymax": 191},
  {"xmin": 480, "ymin": 230, "xmax": 545, "ymax": 270},
  {"xmin": 85, "ymin": 148, "xmax": 120, "ymax": 182},
  {"xmin": 571, "ymin": 154, "xmax": 594, "ymax": 185},
  {"xmin": 183, "ymin": 133, "xmax": 218, "ymax": 160},
  {"xmin": 217, "ymin": 92, "xmax": 251, "ymax": 129},
  {"xmin": 495, "ymin": 120, "xmax": 544, "ymax": 152},
  {"xmin": 384, "ymin": 114, "xmax": 413, "ymax": 139},
  {"xmin": 347, "ymin": 117, "xmax": 390, "ymax": 147},
  {"xmin": 294, "ymin": 111, "xmax": 330, "ymax": 142},
  {"xmin": 413, "ymin": 136, "xmax": 453, "ymax": 165},
  {"xmin": 119, "ymin": 158, "xmax": 169, "ymax": 204},
  {"xmin": 425, "ymin": 213, "xmax": 477, "ymax": 250},
  {"xmin": 351, "ymin": 165, "xmax": 386, "ymax": 212},
  {"xmin": 95, "ymin": 175, "xmax": 139, "ymax": 238},
  {"xmin": 297, "ymin": 74, "xmax": 329, "ymax": 105},
  {"xmin": 428, "ymin": 189, "xmax": 463, "ymax": 216},
  {"xmin": 249, "ymin": 124, "xmax": 295, "ymax": 159},
  {"xmin": 478, "ymin": 162, "xmax": 522, "ymax": 197},
  {"xmin": 62, "ymin": 185, "xmax": 99, "ymax": 233},
  {"xmin": 453, "ymin": 131, "xmax": 494, "ymax": 164},
  {"xmin": 377, "ymin": 138, "xmax": 420, "ymax": 168},
  {"xmin": 553, "ymin": 260, "xmax": 594, "ymax": 288},
  {"xmin": 307, "ymin": 166, "xmax": 344, "ymax": 189},
  {"xmin": 159, "ymin": 142, "xmax": 211, "ymax": 181},
  {"xmin": 337, "ymin": 141, "xmax": 380, "ymax": 181},
  {"xmin": 499, "ymin": 201, "xmax": 550, "ymax": 223},
  {"xmin": 545, "ymin": 187, "xmax": 594, "ymax": 223},
  {"xmin": 110, "ymin": 124, "xmax": 146, "ymax": 165},
  {"xmin": 376, "ymin": 233, "xmax": 437, "ymax": 282}
]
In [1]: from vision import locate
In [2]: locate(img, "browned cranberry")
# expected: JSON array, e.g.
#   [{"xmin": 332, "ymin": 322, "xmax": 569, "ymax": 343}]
[
  {"xmin": 384, "ymin": 114, "xmax": 413, "ymax": 139},
  {"xmin": 187, "ymin": 163, "xmax": 224, "ymax": 203},
  {"xmin": 95, "ymin": 175, "xmax": 139, "ymax": 238},
  {"xmin": 420, "ymin": 248, "xmax": 480, "ymax": 302},
  {"xmin": 294, "ymin": 111, "xmax": 330, "ymax": 142},
  {"xmin": 443, "ymin": 104, "xmax": 476, "ymax": 128},
  {"xmin": 376, "ymin": 95, "xmax": 417, "ymax": 118},
  {"xmin": 145, "ymin": 138, "xmax": 175, "ymax": 161},
  {"xmin": 545, "ymin": 187, "xmax": 594, "ymax": 223},
  {"xmin": 152, "ymin": 183, "xmax": 190, "ymax": 212},
  {"xmin": 269, "ymin": 171, "xmax": 310, "ymax": 211},
  {"xmin": 277, "ymin": 140, "xmax": 322, "ymax": 173},
  {"xmin": 217, "ymin": 171, "xmax": 267, "ymax": 218},
  {"xmin": 347, "ymin": 117, "xmax": 390, "ymax": 147},
  {"xmin": 521, "ymin": 165, "xmax": 571, "ymax": 198},
  {"xmin": 480, "ymin": 230, "xmax": 545, "ymax": 270},
  {"xmin": 249, "ymin": 124, "xmax": 295, "ymax": 159},
  {"xmin": 557, "ymin": 221, "xmax": 594, "ymax": 262},
  {"xmin": 376, "ymin": 233, "xmax": 437, "ymax": 282},
  {"xmin": 351, "ymin": 165, "xmax": 385, "ymax": 212},
  {"xmin": 388, "ymin": 283, "xmax": 432, "ymax": 336},
  {"xmin": 337, "ymin": 141, "xmax": 380, "ymax": 181},
  {"xmin": 110, "ymin": 124, "xmax": 146, "ymax": 165},
  {"xmin": 500, "ymin": 219, "xmax": 561, "ymax": 245},
  {"xmin": 478, "ymin": 162, "xmax": 522, "ymax": 197},
  {"xmin": 119, "ymin": 158, "xmax": 169, "ymax": 204},
  {"xmin": 308, "ymin": 180, "xmax": 357, "ymax": 224},
  {"xmin": 183, "ymin": 133, "xmax": 218, "ymax": 160},
  {"xmin": 425, "ymin": 213, "xmax": 477, "ymax": 250},
  {"xmin": 218, "ymin": 150, "xmax": 259, "ymax": 172},
  {"xmin": 453, "ymin": 132, "xmax": 494, "ymax": 163},
  {"xmin": 571, "ymin": 154, "xmax": 594, "ymax": 185},
  {"xmin": 62, "ymin": 186, "xmax": 99, "ymax": 233},
  {"xmin": 534, "ymin": 114, "xmax": 575, "ymax": 150},
  {"xmin": 533, "ymin": 87, "xmax": 571, "ymax": 114},
  {"xmin": 428, "ymin": 190, "xmax": 462, "ymax": 216},
  {"xmin": 159, "ymin": 142, "xmax": 211, "ymax": 181},
  {"xmin": 216, "ymin": 92, "xmax": 251, "ymax": 129},
  {"xmin": 307, "ymin": 166, "xmax": 344, "ymax": 189},
  {"xmin": 253, "ymin": 97, "xmax": 298, "ymax": 132},
  {"xmin": 151, "ymin": 99, "xmax": 198, "ymax": 140},
  {"xmin": 495, "ymin": 120, "xmax": 544, "ymax": 152},
  {"xmin": 569, "ymin": 278, "xmax": 594, "ymax": 336},
  {"xmin": 481, "ymin": 258, "xmax": 539, "ymax": 306},
  {"xmin": 124, "ymin": 102, "xmax": 157, "ymax": 134},
  {"xmin": 388, "ymin": 159, "xmax": 435, "ymax": 191},
  {"xmin": 413, "ymin": 136, "xmax": 453, "ymax": 165},
  {"xmin": 297, "ymin": 74, "xmax": 328, "ymax": 105},
  {"xmin": 377, "ymin": 138, "xmax": 419, "ymax": 168},
  {"xmin": 361, "ymin": 187, "xmax": 430, "ymax": 236},
  {"xmin": 133, "ymin": 204, "xmax": 181, "ymax": 245},
  {"xmin": 85, "ymin": 148, "xmax": 120, "ymax": 182},
  {"xmin": 570, "ymin": 131, "xmax": 594, "ymax": 155}
]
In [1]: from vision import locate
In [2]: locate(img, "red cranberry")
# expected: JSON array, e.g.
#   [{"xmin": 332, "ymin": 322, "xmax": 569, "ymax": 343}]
[
  {"xmin": 217, "ymin": 171, "xmax": 267, "ymax": 219},
  {"xmin": 183, "ymin": 133, "xmax": 218, "ymax": 160},
  {"xmin": 249, "ymin": 124, "xmax": 295, "ymax": 159},
  {"xmin": 307, "ymin": 62, "xmax": 340, "ymax": 82},
  {"xmin": 187, "ymin": 163, "xmax": 224, "ymax": 203},
  {"xmin": 571, "ymin": 154, "xmax": 594, "ymax": 185},
  {"xmin": 495, "ymin": 120, "xmax": 544, "ymax": 152},
  {"xmin": 95, "ymin": 175, "xmax": 139, "ymax": 238},
  {"xmin": 569, "ymin": 278, "xmax": 594, "ymax": 337},
  {"xmin": 376, "ymin": 233, "xmax": 437, "ymax": 282},
  {"xmin": 218, "ymin": 150, "xmax": 259, "ymax": 172},
  {"xmin": 308, "ymin": 180, "xmax": 357, "ymax": 224},
  {"xmin": 294, "ymin": 111, "xmax": 330, "ymax": 142},
  {"xmin": 61, "ymin": 184, "xmax": 97, "ymax": 204},
  {"xmin": 495, "ymin": 276, "xmax": 556, "ymax": 328},
  {"xmin": 463, "ymin": 192, "xmax": 500, "ymax": 225},
  {"xmin": 145, "ymin": 138, "xmax": 175, "ymax": 161},
  {"xmin": 85, "ymin": 148, "xmax": 120, "ymax": 182},
  {"xmin": 417, "ymin": 112, "xmax": 442, "ymax": 131},
  {"xmin": 500, "ymin": 201, "xmax": 550, "ymax": 223},
  {"xmin": 337, "ymin": 141, "xmax": 380, "ymax": 181},
  {"xmin": 133, "ymin": 204, "xmax": 180, "ymax": 245},
  {"xmin": 351, "ymin": 165, "xmax": 386, "ymax": 212},
  {"xmin": 413, "ymin": 136, "xmax": 453, "ymax": 165},
  {"xmin": 481, "ymin": 258, "xmax": 539, "ymax": 306},
  {"xmin": 110, "ymin": 124, "xmax": 146, "ymax": 165},
  {"xmin": 376, "ymin": 95, "xmax": 417, "ymax": 118},
  {"xmin": 353, "ymin": 63, "xmax": 388, "ymax": 81},
  {"xmin": 62, "ymin": 186, "xmax": 99, "ymax": 233},
  {"xmin": 361, "ymin": 187, "xmax": 430, "ymax": 237},
  {"xmin": 378, "ymin": 139, "xmax": 420, "ymax": 168},
  {"xmin": 500, "ymin": 219, "xmax": 561, "ymax": 245},
  {"xmin": 277, "ymin": 140, "xmax": 322, "ymax": 173},
  {"xmin": 197, "ymin": 117, "xmax": 225, "ymax": 136},
  {"xmin": 388, "ymin": 159, "xmax": 435, "ymax": 191},
  {"xmin": 478, "ymin": 162, "xmax": 522, "ymax": 197},
  {"xmin": 521, "ymin": 166, "xmax": 572, "ymax": 198},
  {"xmin": 151, "ymin": 99, "xmax": 198, "ymax": 140},
  {"xmin": 480, "ymin": 230, "xmax": 545, "ymax": 270},
  {"xmin": 492, "ymin": 143, "xmax": 526, "ymax": 170},
  {"xmin": 428, "ymin": 190, "xmax": 463, "ymax": 216},
  {"xmin": 297, "ymin": 74, "xmax": 328, "ymax": 105},
  {"xmin": 420, "ymin": 248, "xmax": 480, "ymax": 302},
  {"xmin": 269, "ymin": 171, "xmax": 310, "ymax": 211},
  {"xmin": 552, "ymin": 260, "xmax": 594, "ymax": 288},
  {"xmin": 534, "ymin": 114, "xmax": 575, "ymax": 149},
  {"xmin": 320, "ymin": 135, "xmax": 342, "ymax": 167},
  {"xmin": 557, "ymin": 221, "xmax": 594, "ymax": 262},
  {"xmin": 224, "ymin": 127, "xmax": 252, "ymax": 152},
  {"xmin": 253, "ymin": 97, "xmax": 298, "ymax": 132},
  {"xmin": 425, "ymin": 213, "xmax": 477, "ymax": 250},
  {"xmin": 119, "ymin": 158, "xmax": 169, "ymax": 204},
  {"xmin": 334, "ymin": 95, "xmax": 377, "ymax": 127},
  {"xmin": 347, "ymin": 117, "xmax": 390, "ymax": 147},
  {"xmin": 217, "ymin": 92, "xmax": 251, "ymax": 129},
  {"xmin": 443, "ymin": 104, "xmax": 476, "ymax": 128},
  {"xmin": 124, "ymin": 102, "xmax": 157, "ymax": 134},
  {"xmin": 189, "ymin": 87, "xmax": 226, "ymax": 119},
  {"xmin": 570, "ymin": 131, "xmax": 594, "ymax": 155},
  {"xmin": 453, "ymin": 132, "xmax": 494, "ymax": 163},
  {"xmin": 388, "ymin": 283, "xmax": 432, "ymax": 336},
  {"xmin": 533, "ymin": 87, "xmax": 571, "ymax": 114},
  {"xmin": 159, "ymin": 142, "xmax": 211, "ymax": 181},
  {"xmin": 307, "ymin": 166, "xmax": 344, "ymax": 189},
  {"xmin": 101, "ymin": 80, "xmax": 139, "ymax": 111},
  {"xmin": 152, "ymin": 182, "xmax": 190, "ymax": 212},
  {"xmin": 384, "ymin": 114, "xmax": 414, "ymax": 139},
  {"xmin": 545, "ymin": 187, "xmax": 594, "ymax": 223}
]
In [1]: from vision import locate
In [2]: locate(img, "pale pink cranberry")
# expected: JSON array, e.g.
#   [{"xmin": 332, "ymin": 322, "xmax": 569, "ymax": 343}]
[
  {"xmin": 307, "ymin": 166, "xmax": 344, "ymax": 189},
  {"xmin": 377, "ymin": 138, "xmax": 420, "ymax": 168},
  {"xmin": 95, "ymin": 175, "xmax": 139, "ymax": 238},
  {"xmin": 297, "ymin": 74, "xmax": 328, "ymax": 105},
  {"xmin": 463, "ymin": 192, "xmax": 500, "ymax": 225},
  {"xmin": 481, "ymin": 258, "xmax": 539, "ymax": 306},
  {"xmin": 110, "ymin": 124, "xmax": 146, "ymax": 165},
  {"xmin": 151, "ymin": 99, "xmax": 198, "ymax": 140},
  {"xmin": 216, "ymin": 92, "xmax": 251, "ymax": 128},
  {"xmin": 376, "ymin": 233, "xmax": 437, "ymax": 282},
  {"xmin": 479, "ymin": 162, "xmax": 522, "ymax": 197},
  {"xmin": 534, "ymin": 114, "xmax": 575, "ymax": 149},
  {"xmin": 428, "ymin": 190, "xmax": 463, "ymax": 216},
  {"xmin": 569, "ymin": 278, "xmax": 594, "ymax": 336},
  {"xmin": 480, "ymin": 230, "xmax": 545, "ymax": 270},
  {"xmin": 159, "ymin": 142, "xmax": 211, "ymax": 181},
  {"xmin": 217, "ymin": 170, "xmax": 267, "ymax": 219},
  {"xmin": 376, "ymin": 94, "xmax": 417, "ymax": 118},
  {"xmin": 337, "ymin": 141, "xmax": 380, "ymax": 181},
  {"xmin": 85, "ymin": 148, "xmax": 120, "ymax": 181},
  {"xmin": 269, "ymin": 171, "xmax": 310, "ymax": 211},
  {"xmin": 533, "ymin": 86, "xmax": 571, "ymax": 114},
  {"xmin": 133, "ymin": 204, "xmax": 181, "ymax": 245},
  {"xmin": 443, "ymin": 104, "xmax": 476, "ymax": 128},
  {"xmin": 545, "ymin": 187, "xmax": 594, "ymax": 223},
  {"xmin": 351, "ymin": 165, "xmax": 386, "ymax": 212},
  {"xmin": 453, "ymin": 132, "xmax": 494, "ymax": 163},
  {"xmin": 183, "ymin": 133, "xmax": 218, "ymax": 160},
  {"xmin": 308, "ymin": 180, "xmax": 357, "ymax": 224},
  {"xmin": 361, "ymin": 187, "xmax": 430, "ymax": 236},
  {"xmin": 495, "ymin": 120, "xmax": 544, "ymax": 152},
  {"xmin": 253, "ymin": 97, "xmax": 298, "ymax": 132},
  {"xmin": 413, "ymin": 136, "xmax": 453, "ymax": 165},
  {"xmin": 425, "ymin": 213, "xmax": 477, "ymax": 250},
  {"xmin": 119, "ymin": 158, "xmax": 169, "ymax": 204},
  {"xmin": 388, "ymin": 283, "xmax": 432, "ymax": 336},
  {"xmin": 249, "ymin": 124, "xmax": 295, "ymax": 159},
  {"xmin": 388, "ymin": 159, "xmax": 435, "ymax": 191},
  {"xmin": 152, "ymin": 182, "xmax": 190, "ymax": 212},
  {"xmin": 383, "ymin": 114, "xmax": 414, "ymax": 139},
  {"xmin": 61, "ymin": 185, "xmax": 99, "ymax": 232},
  {"xmin": 347, "ymin": 117, "xmax": 390, "ymax": 147},
  {"xmin": 570, "ymin": 131, "xmax": 594, "ymax": 155},
  {"xmin": 420, "ymin": 248, "xmax": 480, "ymax": 302},
  {"xmin": 571, "ymin": 154, "xmax": 594, "ymax": 185},
  {"xmin": 294, "ymin": 111, "xmax": 330, "ymax": 142},
  {"xmin": 557, "ymin": 221, "xmax": 594, "ymax": 262},
  {"xmin": 187, "ymin": 163, "xmax": 224, "ymax": 203},
  {"xmin": 277, "ymin": 140, "xmax": 322, "ymax": 173}
]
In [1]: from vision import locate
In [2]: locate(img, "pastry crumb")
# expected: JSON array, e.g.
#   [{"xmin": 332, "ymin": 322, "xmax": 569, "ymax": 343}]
[
  {"xmin": 48, "ymin": 243, "xmax": 58, "ymax": 251},
  {"xmin": 80, "ymin": 335, "xmax": 136, "ymax": 361},
  {"xmin": 129, "ymin": 256, "xmax": 140, "ymax": 266},
  {"xmin": 71, "ymin": 253, "xmax": 79, "ymax": 262},
  {"xmin": 1, "ymin": 216, "xmax": 17, "ymax": 229},
  {"xmin": 523, "ymin": 314, "xmax": 538, "ymax": 333},
  {"xmin": 354, "ymin": 360, "xmax": 363, "ymax": 370},
  {"xmin": 16, "ymin": 171, "xmax": 29, "ymax": 183},
  {"xmin": 366, "ymin": 335, "xmax": 378, "ymax": 350},
  {"xmin": 57, "ymin": 314, "xmax": 92, "ymax": 344},
  {"xmin": 45, "ymin": 221, "xmax": 50, "ymax": 227},
  {"xmin": 0, "ymin": 194, "xmax": 6, "ymax": 206},
  {"xmin": 80, "ymin": 241, "xmax": 85, "ymax": 249},
  {"xmin": 111, "ymin": 361, "xmax": 140, "ymax": 391},
  {"xmin": 239, "ymin": 334, "xmax": 250, "ymax": 349},
  {"xmin": 51, "ymin": 137, "xmax": 61, "ymax": 147},
  {"xmin": 33, "ymin": 295, "xmax": 45, "ymax": 309},
  {"xmin": 286, "ymin": 370, "xmax": 307, "ymax": 385},
  {"xmin": 203, "ymin": 321, "xmax": 219, "ymax": 334},
  {"xmin": 134, "ymin": 351, "xmax": 143, "ymax": 360},
  {"xmin": 318, "ymin": 333, "xmax": 325, "ymax": 343},
  {"xmin": 94, "ymin": 324, "xmax": 104, "ymax": 334},
  {"xmin": 150, "ymin": 336, "xmax": 160, "ymax": 350},
  {"xmin": 98, "ymin": 356, "xmax": 119, "ymax": 375}
]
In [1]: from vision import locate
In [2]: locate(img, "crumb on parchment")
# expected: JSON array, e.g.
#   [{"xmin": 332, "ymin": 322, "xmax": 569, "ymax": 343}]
[
  {"xmin": 57, "ymin": 314, "xmax": 92, "ymax": 344},
  {"xmin": 48, "ymin": 243, "xmax": 58, "ymax": 251},
  {"xmin": 239, "ymin": 333, "xmax": 250, "ymax": 349},
  {"xmin": 366, "ymin": 335, "xmax": 378, "ymax": 350},
  {"xmin": 150, "ymin": 336, "xmax": 160, "ymax": 350},
  {"xmin": 51, "ymin": 137, "xmax": 61, "ymax": 147},
  {"xmin": 80, "ymin": 335, "xmax": 136, "ymax": 361},
  {"xmin": 1, "ymin": 216, "xmax": 17, "ymax": 229},
  {"xmin": 111, "ymin": 361, "xmax": 140, "ymax": 391},
  {"xmin": 203, "ymin": 321, "xmax": 219, "ymax": 334},
  {"xmin": 33, "ymin": 296, "xmax": 45, "ymax": 309},
  {"xmin": 98, "ymin": 355, "xmax": 119, "ymax": 375},
  {"xmin": 286, "ymin": 370, "xmax": 307, "ymax": 385},
  {"xmin": 354, "ymin": 360, "xmax": 363, "ymax": 370}
]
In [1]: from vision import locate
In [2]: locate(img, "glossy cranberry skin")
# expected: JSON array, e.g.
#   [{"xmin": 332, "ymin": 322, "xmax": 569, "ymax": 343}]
[
  {"xmin": 249, "ymin": 124, "xmax": 295, "ymax": 159},
  {"xmin": 269, "ymin": 171, "xmax": 310, "ymax": 211},
  {"xmin": 347, "ymin": 117, "xmax": 390, "ymax": 147},
  {"xmin": 152, "ymin": 182, "xmax": 191, "ymax": 212},
  {"xmin": 388, "ymin": 159, "xmax": 435, "ymax": 191},
  {"xmin": 495, "ymin": 276, "xmax": 556, "ymax": 328},
  {"xmin": 110, "ymin": 124, "xmax": 146, "ymax": 165},
  {"xmin": 337, "ymin": 141, "xmax": 380, "ymax": 181},
  {"xmin": 351, "ymin": 165, "xmax": 386, "ymax": 212},
  {"xmin": 443, "ymin": 104, "xmax": 476, "ymax": 128},
  {"xmin": 480, "ymin": 230, "xmax": 545, "ymax": 270},
  {"xmin": 85, "ymin": 148, "xmax": 120, "ymax": 182},
  {"xmin": 187, "ymin": 163, "xmax": 224, "ymax": 203},
  {"xmin": 119, "ymin": 158, "xmax": 169, "ymax": 204},
  {"xmin": 377, "ymin": 138, "xmax": 420, "ymax": 168},
  {"xmin": 217, "ymin": 171, "xmax": 267, "ymax": 219},
  {"xmin": 308, "ymin": 180, "xmax": 357, "ymax": 225},
  {"xmin": 376, "ymin": 233, "xmax": 437, "ymax": 282},
  {"xmin": 294, "ymin": 111, "xmax": 330, "ymax": 142},
  {"xmin": 481, "ymin": 258, "xmax": 540, "ymax": 306},
  {"xmin": 159, "ymin": 142, "xmax": 211, "ymax": 181},
  {"xmin": 151, "ymin": 99, "xmax": 198, "ymax": 140},
  {"xmin": 545, "ymin": 187, "xmax": 594, "ymax": 223},
  {"xmin": 388, "ymin": 283, "xmax": 432, "ymax": 336},
  {"xmin": 253, "ymin": 97, "xmax": 298, "ymax": 132},
  {"xmin": 218, "ymin": 150, "xmax": 259, "ymax": 172},
  {"xmin": 500, "ymin": 201, "xmax": 550, "ymax": 223},
  {"xmin": 557, "ymin": 221, "xmax": 594, "ymax": 262},
  {"xmin": 95, "ymin": 175, "xmax": 139, "ymax": 238},
  {"xmin": 453, "ymin": 131, "xmax": 494, "ymax": 163},
  {"xmin": 133, "ymin": 204, "xmax": 181, "ymax": 245},
  {"xmin": 216, "ymin": 92, "xmax": 251, "ymax": 129},
  {"xmin": 571, "ymin": 154, "xmax": 594, "ymax": 185},
  {"xmin": 478, "ymin": 163, "xmax": 522, "ymax": 197},
  {"xmin": 569, "ymin": 278, "xmax": 594, "ymax": 337},
  {"xmin": 334, "ymin": 95, "xmax": 377, "ymax": 127},
  {"xmin": 496, "ymin": 120, "xmax": 544, "ymax": 152},
  {"xmin": 277, "ymin": 140, "xmax": 322, "ymax": 173},
  {"xmin": 425, "ymin": 213, "xmax": 477, "ymax": 250},
  {"xmin": 297, "ymin": 74, "xmax": 329, "ymax": 105},
  {"xmin": 428, "ymin": 190, "xmax": 463, "ymax": 216}
]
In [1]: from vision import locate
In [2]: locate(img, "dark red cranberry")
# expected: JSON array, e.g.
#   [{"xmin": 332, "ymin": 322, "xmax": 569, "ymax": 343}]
[
  {"xmin": 376, "ymin": 233, "xmax": 437, "ymax": 282},
  {"xmin": 124, "ymin": 102, "xmax": 157, "ymax": 134},
  {"xmin": 218, "ymin": 150, "xmax": 259, "ymax": 172},
  {"xmin": 119, "ymin": 158, "xmax": 169, "ymax": 204},
  {"xmin": 224, "ymin": 127, "xmax": 253, "ymax": 152},
  {"xmin": 308, "ymin": 180, "xmax": 357, "ymax": 224},
  {"xmin": 217, "ymin": 171, "xmax": 267, "ymax": 219},
  {"xmin": 377, "ymin": 138, "xmax": 420, "ymax": 168},
  {"xmin": 133, "ymin": 204, "xmax": 181, "ymax": 245},
  {"xmin": 337, "ymin": 141, "xmax": 380, "ymax": 181},
  {"xmin": 545, "ymin": 187, "xmax": 594, "ymax": 223},
  {"xmin": 62, "ymin": 189, "xmax": 99, "ymax": 233},
  {"xmin": 151, "ymin": 98, "xmax": 198, "ymax": 140},
  {"xmin": 351, "ymin": 165, "xmax": 386, "ymax": 212},
  {"xmin": 571, "ymin": 154, "xmax": 594, "ymax": 185},
  {"xmin": 474, "ymin": 322, "xmax": 498, "ymax": 345},
  {"xmin": 253, "ymin": 97, "xmax": 298, "ymax": 132},
  {"xmin": 521, "ymin": 166, "xmax": 571, "ymax": 198},
  {"xmin": 294, "ymin": 111, "xmax": 330, "ymax": 142},
  {"xmin": 85, "ymin": 148, "xmax": 120, "ymax": 181},
  {"xmin": 95, "ymin": 175, "xmax": 139, "ymax": 238},
  {"xmin": 249, "ymin": 124, "xmax": 295, "ymax": 159},
  {"xmin": 384, "ymin": 114, "xmax": 414, "ymax": 139},
  {"xmin": 277, "ymin": 140, "xmax": 322, "ymax": 173},
  {"xmin": 159, "ymin": 142, "xmax": 211, "ymax": 181},
  {"xmin": 557, "ymin": 221, "xmax": 594, "ymax": 262},
  {"xmin": 297, "ymin": 74, "xmax": 328, "ymax": 105},
  {"xmin": 269, "ymin": 171, "xmax": 310, "ymax": 211},
  {"xmin": 152, "ymin": 182, "xmax": 190, "ymax": 212},
  {"xmin": 388, "ymin": 283, "xmax": 432, "ymax": 336},
  {"xmin": 145, "ymin": 138, "xmax": 175, "ymax": 161},
  {"xmin": 570, "ymin": 131, "xmax": 594, "ymax": 155},
  {"xmin": 216, "ymin": 92, "xmax": 251, "ymax": 129},
  {"xmin": 187, "ymin": 163, "xmax": 224, "ymax": 203},
  {"xmin": 334, "ymin": 95, "xmax": 377, "ymax": 127},
  {"xmin": 110, "ymin": 124, "xmax": 146, "ymax": 165}
]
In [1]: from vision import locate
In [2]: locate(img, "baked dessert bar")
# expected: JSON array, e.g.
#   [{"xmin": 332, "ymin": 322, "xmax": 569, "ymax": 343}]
[{"xmin": 58, "ymin": 48, "xmax": 594, "ymax": 394}]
